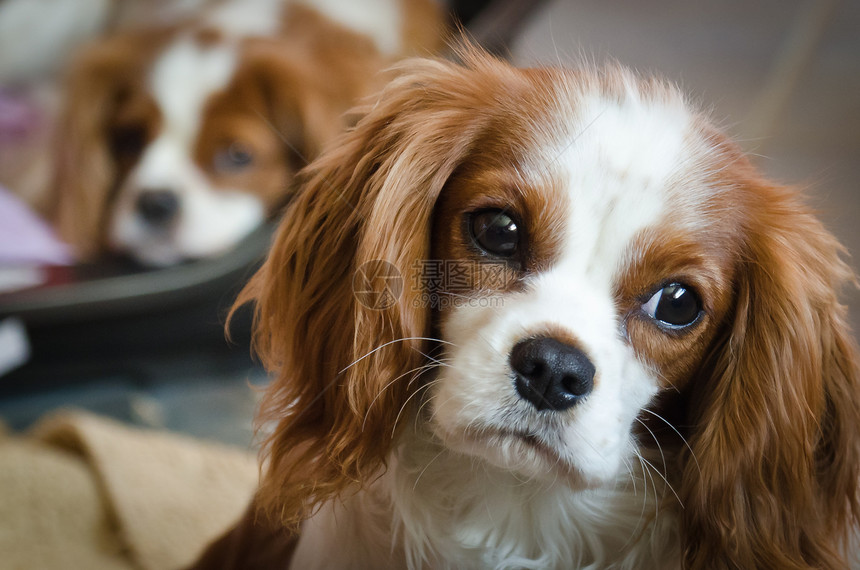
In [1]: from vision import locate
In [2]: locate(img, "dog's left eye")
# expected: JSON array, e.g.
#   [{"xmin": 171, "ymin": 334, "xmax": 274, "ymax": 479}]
[
  {"xmin": 214, "ymin": 142, "xmax": 254, "ymax": 172},
  {"xmin": 469, "ymin": 209, "xmax": 520, "ymax": 257},
  {"xmin": 642, "ymin": 283, "xmax": 702, "ymax": 328}
]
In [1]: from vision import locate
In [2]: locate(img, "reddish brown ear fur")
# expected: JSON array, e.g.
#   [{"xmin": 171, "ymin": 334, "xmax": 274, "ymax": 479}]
[
  {"xmin": 681, "ymin": 156, "xmax": 860, "ymax": 568},
  {"xmin": 236, "ymin": 53, "xmax": 521, "ymax": 530}
]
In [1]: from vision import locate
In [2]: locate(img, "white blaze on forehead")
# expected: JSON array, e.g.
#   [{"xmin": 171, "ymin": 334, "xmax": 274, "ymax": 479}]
[
  {"xmin": 548, "ymin": 82, "xmax": 692, "ymax": 286},
  {"xmin": 131, "ymin": 36, "xmax": 236, "ymax": 194},
  {"xmin": 149, "ymin": 36, "xmax": 237, "ymax": 145}
]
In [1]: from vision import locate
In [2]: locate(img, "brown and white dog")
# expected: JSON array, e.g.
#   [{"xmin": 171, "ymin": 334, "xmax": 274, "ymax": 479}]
[
  {"xmin": 193, "ymin": 49, "xmax": 860, "ymax": 569},
  {"xmin": 49, "ymin": 0, "xmax": 444, "ymax": 265}
]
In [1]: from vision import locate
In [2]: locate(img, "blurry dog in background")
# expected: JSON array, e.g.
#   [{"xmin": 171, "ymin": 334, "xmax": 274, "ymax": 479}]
[
  {"xmin": 0, "ymin": 0, "xmax": 226, "ymax": 216},
  {"xmin": 10, "ymin": 0, "xmax": 445, "ymax": 265}
]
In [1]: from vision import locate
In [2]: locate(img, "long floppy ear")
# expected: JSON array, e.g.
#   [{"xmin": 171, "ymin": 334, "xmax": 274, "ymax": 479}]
[
  {"xmin": 681, "ymin": 163, "xmax": 860, "ymax": 568},
  {"xmin": 236, "ymin": 52, "xmax": 512, "ymax": 529},
  {"xmin": 50, "ymin": 31, "xmax": 166, "ymax": 260}
]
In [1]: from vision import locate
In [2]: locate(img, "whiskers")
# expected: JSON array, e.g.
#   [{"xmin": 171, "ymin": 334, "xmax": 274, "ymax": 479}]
[
  {"xmin": 391, "ymin": 360, "xmax": 450, "ymax": 439},
  {"xmin": 629, "ymin": 415, "xmax": 684, "ymax": 517},
  {"xmin": 340, "ymin": 336, "xmax": 456, "ymax": 375},
  {"xmin": 608, "ymin": 408, "xmax": 692, "ymax": 554},
  {"xmin": 352, "ymin": 336, "xmax": 455, "ymax": 437},
  {"xmin": 632, "ymin": 448, "xmax": 682, "ymax": 508},
  {"xmin": 640, "ymin": 408, "xmax": 700, "ymax": 475}
]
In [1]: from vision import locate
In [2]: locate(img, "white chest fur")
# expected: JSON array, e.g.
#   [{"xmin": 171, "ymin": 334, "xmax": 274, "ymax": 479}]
[{"xmin": 291, "ymin": 433, "xmax": 680, "ymax": 570}]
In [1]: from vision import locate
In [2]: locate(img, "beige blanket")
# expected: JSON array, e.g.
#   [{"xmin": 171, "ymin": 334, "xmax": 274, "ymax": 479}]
[{"xmin": 0, "ymin": 411, "xmax": 258, "ymax": 570}]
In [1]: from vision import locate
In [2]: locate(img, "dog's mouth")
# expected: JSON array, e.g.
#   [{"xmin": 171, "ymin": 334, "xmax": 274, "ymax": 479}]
[
  {"xmin": 454, "ymin": 424, "xmax": 587, "ymax": 481},
  {"xmin": 503, "ymin": 429, "xmax": 556, "ymax": 458}
]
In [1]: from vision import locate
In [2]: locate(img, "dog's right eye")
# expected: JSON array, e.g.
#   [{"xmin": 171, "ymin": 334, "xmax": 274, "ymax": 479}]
[{"xmin": 469, "ymin": 209, "xmax": 520, "ymax": 257}]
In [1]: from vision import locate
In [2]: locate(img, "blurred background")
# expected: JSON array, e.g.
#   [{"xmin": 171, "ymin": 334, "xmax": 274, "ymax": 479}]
[{"xmin": 0, "ymin": 0, "xmax": 858, "ymax": 454}]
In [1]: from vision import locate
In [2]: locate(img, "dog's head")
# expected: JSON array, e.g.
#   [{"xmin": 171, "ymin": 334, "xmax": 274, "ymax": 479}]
[
  {"xmin": 243, "ymin": 50, "xmax": 860, "ymax": 567},
  {"xmin": 51, "ymin": 14, "xmax": 383, "ymax": 265}
]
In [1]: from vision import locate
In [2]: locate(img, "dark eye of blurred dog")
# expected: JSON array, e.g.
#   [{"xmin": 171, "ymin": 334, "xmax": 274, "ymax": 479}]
[
  {"xmin": 110, "ymin": 125, "xmax": 147, "ymax": 161},
  {"xmin": 469, "ymin": 209, "xmax": 520, "ymax": 257},
  {"xmin": 213, "ymin": 141, "xmax": 255, "ymax": 173}
]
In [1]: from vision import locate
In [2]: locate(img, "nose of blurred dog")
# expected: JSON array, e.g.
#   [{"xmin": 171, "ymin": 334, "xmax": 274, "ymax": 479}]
[
  {"xmin": 136, "ymin": 189, "xmax": 181, "ymax": 227},
  {"xmin": 510, "ymin": 337, "xmax": 595, "ymax": 411}
]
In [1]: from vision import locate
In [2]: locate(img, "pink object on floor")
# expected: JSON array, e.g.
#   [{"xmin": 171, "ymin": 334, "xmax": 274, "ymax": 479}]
[
  {"xmin": 0, "ymin": 184, "xmax": 72, "ymax": 266},
  {"xmin": 0, "ymin": 89, "xmax": 42, "ymax": 143}
]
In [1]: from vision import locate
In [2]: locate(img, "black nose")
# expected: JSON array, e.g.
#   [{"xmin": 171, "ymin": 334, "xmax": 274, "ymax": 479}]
[
  {"xmin": 510, "ymin": 337, "xmax": 595, "ymax": 411},
  {"xmin": 136, "ymin": 189, "xmax": 180, "ymax": 226}
]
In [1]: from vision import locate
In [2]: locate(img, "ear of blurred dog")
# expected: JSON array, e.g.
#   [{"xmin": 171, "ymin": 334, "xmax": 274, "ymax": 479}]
[
  {"xmin": 680, "ymin": 153, "xmax": 860, "ymax": 568},
  {"xmin": 239, "ymin": 28, "xmax": 382, "ymax": 174},
  {"xmin": 233, "ymin": 53, "xmax": 512, "ymax": 530},
  {"xmin": 246, "ymin": 2, "xmax": 447, "ymax": 172},
  {"xmin": 50, "ymin": 30, "xmax": 169, "ymax": 260}
]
